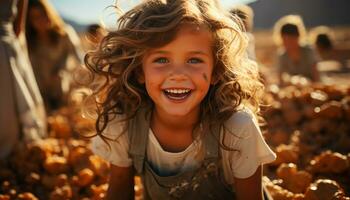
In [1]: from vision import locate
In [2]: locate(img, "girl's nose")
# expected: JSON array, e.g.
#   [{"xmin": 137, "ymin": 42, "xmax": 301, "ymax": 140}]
[
  {"xmin": 168, "ymin": 64, "xmax": 189, "ymax": 81},
  {"xmin": 169, "ymin": 72, "xmax": 188, "ymax": 82}
]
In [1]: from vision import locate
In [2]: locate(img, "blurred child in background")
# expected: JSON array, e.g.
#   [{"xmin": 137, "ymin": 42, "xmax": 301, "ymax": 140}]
[
  {"xmin": 274, "ymin": 15, "xmax": 320, "ymax": 83},
  {"xmin": 83, "ymin": 23, "xmax": 107, "ymax": 52},
  {"xmin": 230, "ymin": 4, "xmax": 256, "ymax": 60},
  {"xmin": 310, "ymin": 26, "xmax": 350, "ymax": 72},
  {"xmin": 26, "ymin": 0, "xmax": 83, "ymax": 112}
]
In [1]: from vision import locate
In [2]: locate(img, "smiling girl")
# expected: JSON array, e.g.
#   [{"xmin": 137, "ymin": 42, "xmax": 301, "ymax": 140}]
[{"xmin": 84, "ymin": 0, "xmax": 276, "ymax": 199}]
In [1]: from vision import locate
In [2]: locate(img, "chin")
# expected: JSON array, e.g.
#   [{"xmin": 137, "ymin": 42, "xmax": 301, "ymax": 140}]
[{"xmin": 164, "ymin": 109, "xmax": 192, "ymax": 117}]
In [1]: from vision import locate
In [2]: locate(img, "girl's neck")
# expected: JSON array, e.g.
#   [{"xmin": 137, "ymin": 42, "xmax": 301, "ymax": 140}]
[
  {"xmin": 152, "ymin": 107, "xmax": 199, "ymax": 131},
  {"xmin": 150, "ymin": 107, "xmax": 200, "ymax": 152}
]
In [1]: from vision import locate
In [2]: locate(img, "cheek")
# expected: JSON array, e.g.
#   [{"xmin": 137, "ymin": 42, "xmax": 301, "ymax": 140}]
[
  {"xmin": 199, "ymin": 65, "xmax": 214, "ymax": 83},
  {"xmin": 193, "ymin": 71, "xmax": 212, "ymax": 90},
  {"xmin": 144, "ymin": 71, "xmax": 162, "ymax": 91},
  {"xmin": 144, "ymin": 79, "xmax": 162, "ymax": 102},
  {"xmin": 144, "ymin": 68, "xmax": 161, "ymax": 83},
  {"xmin": 202, "ymin": 73, "xmax": 209, "ymax": 82},
  {"xmin": 145, "ymin": 80, "xmax": 158, "ymax": 88}
]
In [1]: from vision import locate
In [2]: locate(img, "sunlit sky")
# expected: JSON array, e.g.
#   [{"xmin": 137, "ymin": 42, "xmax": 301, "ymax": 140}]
[{"xmin": 50, "ymin": 0, "xmax": 255, "ymax": 28}]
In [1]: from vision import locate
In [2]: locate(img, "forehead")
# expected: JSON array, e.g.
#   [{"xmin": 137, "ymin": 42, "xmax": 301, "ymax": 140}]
[
  {"xmin": 147, "ymin": 23, "xmax": 214, "ymax": 53},
  {"xmin": 175, "ymin": 23, "xmax": 213, "ymax": 38}
]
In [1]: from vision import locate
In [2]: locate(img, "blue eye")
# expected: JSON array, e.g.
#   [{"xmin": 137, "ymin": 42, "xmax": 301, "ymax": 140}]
[
  {"xmin": 188, "ymin": 58, "xmax": 203, "ymax": 64},
  {"xmin": 153, "ymin": 57, "xmax": 169, "ymax": 64}
]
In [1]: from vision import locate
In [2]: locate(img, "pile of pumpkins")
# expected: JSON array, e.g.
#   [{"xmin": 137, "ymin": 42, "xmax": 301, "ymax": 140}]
[{"xmin": 262, "ymin": 76, "xmax": 350, "ymax": 199}]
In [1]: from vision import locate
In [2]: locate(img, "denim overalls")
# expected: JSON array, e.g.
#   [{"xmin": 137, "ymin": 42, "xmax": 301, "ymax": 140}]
[{"xmin": 127, "ymin": 108, "xmax": 235, "ymax": 199}]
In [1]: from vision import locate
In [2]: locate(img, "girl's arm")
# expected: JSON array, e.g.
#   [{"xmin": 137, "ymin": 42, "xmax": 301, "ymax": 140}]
[
  {"xmin": 233, "ymin": 165, "xmax": 263, "ymax": 200},
  {"xmin": 106, "ymin": 164, "xmax": 135, "ymax": 200}
]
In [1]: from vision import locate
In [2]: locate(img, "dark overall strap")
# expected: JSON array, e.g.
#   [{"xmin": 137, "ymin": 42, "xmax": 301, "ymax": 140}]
[
  {"xmin": 202, "ymin": 123, "xmax": 221, "ymax": 161},
  {"xmin": 128, "ymin": 107, "xmax": 151, "ymax": 174}
]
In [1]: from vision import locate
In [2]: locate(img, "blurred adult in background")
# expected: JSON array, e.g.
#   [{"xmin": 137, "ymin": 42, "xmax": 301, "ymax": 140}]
[
  {"xmin": 274, "ymin": 15, "xmax": 320, "ymax": 84},
  {"xmin": 0, "ymin": 0, "xmax": 47, "ymax": 158},
  {"xmin": 310, "ymin": 26, "xmax": 350, "ymax": 72},
  {"xmin": 230, "ymin": 4, "xmax": 256, "ymax": 60},
  {"xmin": 26, "ymin": 0, "xmax": 83, "ymax": 113}
]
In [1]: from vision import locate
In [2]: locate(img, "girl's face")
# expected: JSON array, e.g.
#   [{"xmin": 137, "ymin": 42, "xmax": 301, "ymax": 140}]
[{"xmin": 142, "ymin": 24, "xmax": 215, "ymax": 119}]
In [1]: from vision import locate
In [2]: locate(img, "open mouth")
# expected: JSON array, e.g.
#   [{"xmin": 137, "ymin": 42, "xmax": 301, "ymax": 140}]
[{"xmin": 163, "ymin": 88, "xmax": 192, "ymax": 101}]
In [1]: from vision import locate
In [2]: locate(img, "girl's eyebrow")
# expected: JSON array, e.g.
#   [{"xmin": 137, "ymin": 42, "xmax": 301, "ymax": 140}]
[
  {"xmin": 188, "ymin": 51, "xmax": 210, "ymax": 56},
  {"xmin": 148, "ymin": 50, "xmax": 209, "ymax": 56},
  {"xmin": 149, "ymin": 50, "xmax": 169, "ymax": 55}
]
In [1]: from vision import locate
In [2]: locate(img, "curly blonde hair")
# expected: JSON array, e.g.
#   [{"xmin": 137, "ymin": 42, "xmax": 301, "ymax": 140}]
[{"xmin": 83, "ymin": 0, "xmax": 264, "ymax": 147}]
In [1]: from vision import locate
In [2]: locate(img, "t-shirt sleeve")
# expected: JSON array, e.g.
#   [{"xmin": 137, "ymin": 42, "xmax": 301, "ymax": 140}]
[
  {"xmin": 222, "ymin": 109, "xmax": 276, "ymax": 179},
  {"xmin": 90, "ymin": 117, "xmax": 132, "ymax": 167}
]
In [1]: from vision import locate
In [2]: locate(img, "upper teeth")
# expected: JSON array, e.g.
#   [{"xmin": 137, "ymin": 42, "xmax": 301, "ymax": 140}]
[{"xmin": 165, "ymin": 89, "xmax": 190, "ymax": 94}]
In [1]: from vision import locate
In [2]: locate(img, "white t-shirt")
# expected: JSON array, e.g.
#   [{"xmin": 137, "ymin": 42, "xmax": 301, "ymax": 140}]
[{"xmin": 91, "ymin": 108, "xmax": 276, "ymax": 185}]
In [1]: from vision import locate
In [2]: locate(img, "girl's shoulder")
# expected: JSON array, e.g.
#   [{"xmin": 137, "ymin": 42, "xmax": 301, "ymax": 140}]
[
  {"xmin": 223, "ymin": 106, "xmax": 259, "ymax": 138},
  {"xmin": 101, "ymin": 114, "xmax": 127, "ymax": 140}
]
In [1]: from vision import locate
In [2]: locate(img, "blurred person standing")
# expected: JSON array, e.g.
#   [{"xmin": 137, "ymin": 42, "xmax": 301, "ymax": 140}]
[
  {"xmin": 274, "ymin": 15, "xmax": 320, "ymax": 84},
  {"xmin": 230, "ymin": 4, "xmax": 256, "ymax": 60},
  {"xmin": 26, "ymin": 0, "xmax": 83, "ymax": 113},
  {"xmin": 0, "ymin": 0, "xmax": 47, "ymax": 158}
]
